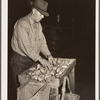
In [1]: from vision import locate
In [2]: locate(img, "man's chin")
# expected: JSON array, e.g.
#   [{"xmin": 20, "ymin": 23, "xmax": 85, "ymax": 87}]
[{"xmin": 35, "ymin": 19, "xmax": 41, "ymax": 22}]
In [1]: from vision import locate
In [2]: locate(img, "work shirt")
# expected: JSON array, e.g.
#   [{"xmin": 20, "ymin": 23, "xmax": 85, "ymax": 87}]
[{"xmin": 11, "ymin": 13, "xmax": 51, "ymax": 62}]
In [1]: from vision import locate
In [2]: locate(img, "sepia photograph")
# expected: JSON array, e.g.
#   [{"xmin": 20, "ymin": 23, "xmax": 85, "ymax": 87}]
[{"xmin": 1, "ymin": 0, "xmax": 98, "ymax": 100}]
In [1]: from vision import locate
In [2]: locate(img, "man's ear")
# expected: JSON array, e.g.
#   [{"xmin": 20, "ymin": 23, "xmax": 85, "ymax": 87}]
[{"xmin": 32, "ymin": 8, "xmax": 36, "ymax": 14}]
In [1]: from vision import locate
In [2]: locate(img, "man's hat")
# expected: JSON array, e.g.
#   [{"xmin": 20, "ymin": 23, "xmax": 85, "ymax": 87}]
[{"xmin": 29, "ymin": 0, "xmax": 49, "ymax": 16}]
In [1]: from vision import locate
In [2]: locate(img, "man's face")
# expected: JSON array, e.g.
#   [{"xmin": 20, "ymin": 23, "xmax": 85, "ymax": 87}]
[{"xmin": 33, "ymin": 9, "xmax": 44, "ymax": 22}]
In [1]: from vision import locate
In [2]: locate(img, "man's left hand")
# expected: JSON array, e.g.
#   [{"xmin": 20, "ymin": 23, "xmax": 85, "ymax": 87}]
[{"xmin": 48, "ymin": 55, "xmax": 56, "ymax": 65}]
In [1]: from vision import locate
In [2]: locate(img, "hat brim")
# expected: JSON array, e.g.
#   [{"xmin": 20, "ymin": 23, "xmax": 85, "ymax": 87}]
[{"xmin": 33, "ymin": 5, "xmax": 49, "ymax": 17}]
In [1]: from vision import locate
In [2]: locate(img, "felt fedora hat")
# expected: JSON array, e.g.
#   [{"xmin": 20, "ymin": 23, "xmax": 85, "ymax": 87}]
[{"xmin": 30, "ymin": 0, "xmax": 49, "ymax": 16}]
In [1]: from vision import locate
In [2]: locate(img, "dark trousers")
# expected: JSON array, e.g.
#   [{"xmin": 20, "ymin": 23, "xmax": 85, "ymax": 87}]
[{"xmin": 10, "ymin": 50, "xmax": 36, "ymax": 100}]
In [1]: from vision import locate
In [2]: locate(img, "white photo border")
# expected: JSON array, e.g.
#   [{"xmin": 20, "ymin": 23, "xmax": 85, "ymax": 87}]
[
  {"xmin": 95, "ymin": 0, "xmax": 99, "ymax": 100},
  {"xmin": 1, "ymin": 0, "xmax": 8, "ymax": 100}
]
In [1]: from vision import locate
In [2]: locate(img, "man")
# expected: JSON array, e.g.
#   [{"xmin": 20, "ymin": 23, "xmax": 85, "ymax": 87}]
[{"xmin": 10, "ymin": 0, "xmax": 56, "ymax": 99}]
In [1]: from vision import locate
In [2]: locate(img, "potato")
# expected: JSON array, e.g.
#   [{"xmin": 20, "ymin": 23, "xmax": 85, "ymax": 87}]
[
  {"xmin": 39, "ymin": 74, "xmax": 45, "ymax": 78},
  {"xmin": 57, "ymin": 59, "xmax": 62, "ymax": 64},
  {"xmin": 29, "ymin": 67, "xmax": 36, "ymax": 71},
  {"xmin": 28, "ymin": 71, "xmax": 32, "ymax": 75},
  {"xmin": 37, "ymin": 76, "xmax": 44, "ymax": 82},
  {"xmin": 52, "ymin": 66, "xmax": 57, "ymax": 70},
  {"xmin": 56, "ymin": 67, "xmax": 61, "ymax": 73},
  {"xmin": 31, "ymin": 75, "xmax": 38, "ymax": 80},
  {"xmin": 68, "ymin": 59, "xmax": 74, "ymax": 64},
  {"xmin": 46, "ymin": 76, "xmax": 52, "ymax": 82},
  {"xmin": 40, "ymin": 67, "xmax": 46, "ymax": 73},
  {"xmin": 36, "ymin": 64, "xmax": 41, "ymax": 69},
  {"xmin": 54, "ymin": 58, "xmax": 58, "ymax": 62},
  {"xmin": 55, "ymin": 73, "xmax": 60, "ymax": 78},
  {"xmin": 31, "ymin": 72, "xmax": 35, "ymax": 75},
  {"xmin": 46, "ymin": 70, "xmax": 50, "ymax": 75},
  {"xmin": 61, "ymin": 65, "xmax": 68, "ymax": 68},
  {"xmin": 64, "ymin": 59, "xmax": 70, "ymax": 65},
  {"xmin": 50, "ymin": 69, "xmax": 55, "ymax": 75},
  {"xmin": 35, "ymin": 70, "xmax": 41, "ymax": 75},
  {"xmin": 61, "ymin": 60, "xmax": 65, "ymax": 64},
  {"xmin": 44, "ymin": 74, "xmax": 52, "ymax": 82},
  {"xmin": 56, "ymin": 64, "xmax": 60, "ymax": 68},
  {"xmin": 44, "ymin": 74, "xmax": 51, "ymax": 80}
]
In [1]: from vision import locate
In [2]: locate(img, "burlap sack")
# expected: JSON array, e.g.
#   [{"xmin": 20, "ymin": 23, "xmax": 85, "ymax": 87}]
[
  {"xmin": 17, "ymin": 81, "xmax": 45, "ymax": 100},
  {"xmin": 28, "ymin": 83, "xmax": 50, "ymax": 100}
]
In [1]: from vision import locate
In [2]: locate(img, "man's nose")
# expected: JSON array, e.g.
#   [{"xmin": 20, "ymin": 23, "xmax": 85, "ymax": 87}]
[{"xmin": 41, "ymin": 15, "xmax": 44, "ymax": 18}]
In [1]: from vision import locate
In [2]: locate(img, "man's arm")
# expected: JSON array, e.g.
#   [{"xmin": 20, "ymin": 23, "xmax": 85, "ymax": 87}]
[
  {"xmin": 15, "ymin": 20, "xmax": 43, "ymax": 62},
  {"xmin": 13, "ymin": 20, "xmax": 51, "ymax": 68}
]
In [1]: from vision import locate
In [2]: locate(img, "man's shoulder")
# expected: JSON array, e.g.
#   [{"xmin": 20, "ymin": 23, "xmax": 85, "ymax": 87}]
[{"xmin": 16, "ymin": 15, "xmax": 30, "ymax": 26}]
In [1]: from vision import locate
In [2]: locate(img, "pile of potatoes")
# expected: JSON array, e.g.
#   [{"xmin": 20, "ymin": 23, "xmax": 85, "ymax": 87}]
[{"xmin": 28, "ymin": 58, "xmax": 73, "ymax": 82}]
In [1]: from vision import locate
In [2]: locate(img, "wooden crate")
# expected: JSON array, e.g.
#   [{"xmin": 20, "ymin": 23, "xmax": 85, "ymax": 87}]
[
  {"xmin": 18, "ymin": 58, "xmax": 76, "ymax": 100},
  {"xmin": 18, "ymin": 58, "xmax": 76, "ymax": 87}
]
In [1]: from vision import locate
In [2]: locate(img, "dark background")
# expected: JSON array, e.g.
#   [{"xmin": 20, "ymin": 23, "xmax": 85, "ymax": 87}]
[{"xmin": 8, "ymin": 0, "xmax": 95, "ymax": 100}]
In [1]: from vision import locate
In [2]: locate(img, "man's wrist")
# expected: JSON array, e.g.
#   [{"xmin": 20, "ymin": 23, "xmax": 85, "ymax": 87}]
[{"xmin": 37, "ymin": 56, "xmax": 43, "ymax": 62}]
